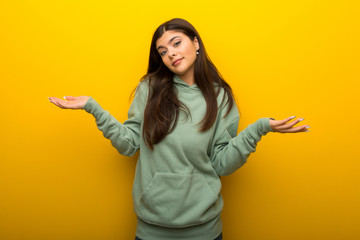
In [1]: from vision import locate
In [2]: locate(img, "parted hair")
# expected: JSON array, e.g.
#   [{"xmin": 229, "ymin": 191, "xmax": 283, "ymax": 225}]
[{"xmin": 133, "ymin": 18, "xmax": 235, "ymax": 150}]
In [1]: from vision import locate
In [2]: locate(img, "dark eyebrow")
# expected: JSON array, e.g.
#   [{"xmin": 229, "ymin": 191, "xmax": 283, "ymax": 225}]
[{"xmin": 157, "ymin": 36, "xmax": 180, "ymax": 51}]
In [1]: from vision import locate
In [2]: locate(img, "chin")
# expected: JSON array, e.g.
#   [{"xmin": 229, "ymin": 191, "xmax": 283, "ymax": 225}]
[
  {"xmin": 173, "ymin": 70, "xmax": 186, "ymax": 76},
  {"xmin": 173, "ymin": 67, "xmax": 189, "ymax": 75}
]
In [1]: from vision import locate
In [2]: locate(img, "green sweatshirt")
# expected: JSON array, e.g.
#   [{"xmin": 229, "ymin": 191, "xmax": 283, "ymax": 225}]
[{"xmin": 82, "ymin": 74, "xmax": 274, "ymax": 240}]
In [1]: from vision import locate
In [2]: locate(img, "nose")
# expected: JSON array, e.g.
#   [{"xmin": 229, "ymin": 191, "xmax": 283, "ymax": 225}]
[{"xmin": 168, "ymin": 48, "xmax": 176, "ymax": 57}]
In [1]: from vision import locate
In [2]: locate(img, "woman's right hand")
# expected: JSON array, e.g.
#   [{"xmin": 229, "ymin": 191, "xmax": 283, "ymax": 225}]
[
  {"xmin": 269, "ymin": 116, "xmax": 310, "ymax": 133},
  {"xmin": 48, "ymin": 96, "xmax": 89, "ymax": 110}
]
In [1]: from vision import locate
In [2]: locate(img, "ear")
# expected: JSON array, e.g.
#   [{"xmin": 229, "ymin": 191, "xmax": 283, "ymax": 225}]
[{"xmin": 193, "ymin": 36, "xmax": 200, "ymax": 51}]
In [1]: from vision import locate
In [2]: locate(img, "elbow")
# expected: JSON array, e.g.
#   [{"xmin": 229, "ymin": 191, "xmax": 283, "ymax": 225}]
[
  {"xmin": 116, "ymin": 148, "xmax": 138, "ymax": 157},
  {"xmin": 215, "ymin": 159, "xmax": 247, "ymax": 176},
  {"xmin": 112, "ymin": 139, "xmax": 139, "ymax": 157}
]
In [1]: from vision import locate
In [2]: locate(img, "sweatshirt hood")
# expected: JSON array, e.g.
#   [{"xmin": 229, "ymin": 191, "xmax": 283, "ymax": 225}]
[
  {"xmin": 173, "ymin": 74, "xmax": 200, "ymax": 91},
  {"xmin": 173, "ymin": 74, "xmax": 221, "ymax": 92}
]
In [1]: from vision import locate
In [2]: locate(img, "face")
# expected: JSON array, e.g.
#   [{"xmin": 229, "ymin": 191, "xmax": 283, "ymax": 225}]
[{"xmin": 155, "ymin": 30, "xmax": 199, "ymax": 77}]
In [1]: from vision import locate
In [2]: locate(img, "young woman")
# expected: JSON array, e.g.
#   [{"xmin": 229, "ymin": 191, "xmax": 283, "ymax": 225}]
[{"xmin": 49, "ymin": 18, "xmax": 310, "ymax": 240}]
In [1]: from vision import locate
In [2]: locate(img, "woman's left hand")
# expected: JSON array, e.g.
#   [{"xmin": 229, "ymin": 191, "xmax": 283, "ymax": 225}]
[{"xmin": 269, "ymin": 116, "xmax": 310, "ymax": 133}]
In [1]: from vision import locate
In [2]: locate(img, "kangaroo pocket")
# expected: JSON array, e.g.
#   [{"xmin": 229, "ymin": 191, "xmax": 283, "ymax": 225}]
[{"xmin": 136, "ymin": 172, "xmax": 220, "ymax": 227}]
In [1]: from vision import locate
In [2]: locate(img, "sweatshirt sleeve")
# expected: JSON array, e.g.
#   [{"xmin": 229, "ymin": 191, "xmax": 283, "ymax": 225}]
[
  {"xmin": 209, "ymin": 98, "xmax": 274, "ymax": 176},
  {"xmin": 81, "ymin": 81, "xmax": 148, "ymax": 156}
]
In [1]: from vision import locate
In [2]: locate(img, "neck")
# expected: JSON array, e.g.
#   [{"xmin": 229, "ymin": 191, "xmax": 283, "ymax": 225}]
[{"xmin": 177, "ymin": 70, "xmax": 195, "ymax": 86}]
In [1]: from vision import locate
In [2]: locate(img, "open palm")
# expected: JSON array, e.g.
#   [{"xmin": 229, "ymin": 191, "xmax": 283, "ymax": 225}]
[
  {"xmin": 269, "ymin": 116, "xmax": 310, "ymax": 133},
  {"xmin": 48, "ymin": 96, "xmax": 89, "ymax": 110}
]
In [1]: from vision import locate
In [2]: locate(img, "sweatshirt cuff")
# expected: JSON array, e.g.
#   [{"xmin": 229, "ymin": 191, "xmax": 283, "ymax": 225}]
[
  {"xmin": 82, "ymin": 96, "xmax": 104, "ymax": 116},
  {"xmin": 257, "ymin": 117, "xmax": 274, "ymax": 134}
]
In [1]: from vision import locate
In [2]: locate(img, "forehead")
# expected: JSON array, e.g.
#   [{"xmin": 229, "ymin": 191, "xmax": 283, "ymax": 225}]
[{"xmin": 156, "ymin": 30, "xmax": 187, "ymax": 48}]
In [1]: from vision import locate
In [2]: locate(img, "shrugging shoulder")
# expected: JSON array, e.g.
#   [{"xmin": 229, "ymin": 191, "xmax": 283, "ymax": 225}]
[{"xmin": 208, "ymin": 87, "xmax": 274, "ymax": 176}]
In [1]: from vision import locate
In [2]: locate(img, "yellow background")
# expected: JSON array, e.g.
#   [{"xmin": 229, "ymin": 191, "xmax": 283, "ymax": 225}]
[{"xmin": 1, "ymin": 0, "xmax": 359, "ymax": 239}]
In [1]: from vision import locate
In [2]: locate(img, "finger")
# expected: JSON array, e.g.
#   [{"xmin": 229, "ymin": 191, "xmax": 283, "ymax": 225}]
[
  {"xmin": 57, "ymin": 99, "xmax": 72, "ymax": 109},
  {"xmin": 279, "ymin": 125, "xmax": 309, "ymax": 133},
  {"xmin": 276, "ymin": 116, "xmax": 296, "ymax": 126},
  {"xmin": 280, "ymin": 116, "xmax": 296, "ymax": 123},
  {"xmin": 49, "ymin": 98, "xmax": 64, "ymax": 109},
  {"xmin": 272, "ymin": 116, "xmax": 297, "ymax": 130},
  {"xmin": 64, "ymin": 96, "xmax": 77, "ymax": 100},
  {"xmin": 49, "ymin": 97, "xmax": 65, "ymax": 104},
  {"xmin": 58, "ymin": 98, "xmax": 80, "ymax": 109},
  {"xmin": 278, "ymin": 117, "xmax": 305, "ymax": 130},
  {"xmin": 278, "ymin": 117, "xmax": 304, "ymax": 130},
  {"xmin": 50, "ymin": 97, "xmax": 70, "ymax": 109},
  {"xmin": 48, "ymin": 97, "xmax": 57, "ymax": 105},
  {"xmin": 49, "ymin": 97, "xmax": 58, "ymax": 102}
]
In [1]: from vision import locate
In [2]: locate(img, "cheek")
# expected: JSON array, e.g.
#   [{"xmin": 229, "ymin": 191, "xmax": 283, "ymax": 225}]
[
  {"xmin": 185, "ymin": 46, "xmax": 196, "ymax": 58},
  {"xmin": 164, "ymin": 59, "xmax": 171, "ymax": 66},
  {"xmin": 162, "ymin": 58, "xmax": 172, "ymax": 68}
]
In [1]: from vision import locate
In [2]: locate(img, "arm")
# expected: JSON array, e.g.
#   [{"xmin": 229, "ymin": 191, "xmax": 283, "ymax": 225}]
[
  {"xmin": 207, "ymin": 87, "xmax": 309, "ymax": 176},
  {"xmin": 82, "ymin": 82, "xmax": 148, "ymax": 156},
  {"xmin": 210, "ymin": 116, "xmax": 273, "ymax": 176}
]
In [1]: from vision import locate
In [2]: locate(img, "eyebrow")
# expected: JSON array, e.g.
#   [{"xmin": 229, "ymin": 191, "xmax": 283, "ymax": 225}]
[{"xmin": 157, "ymin": 36, "xmax": 180, "ymax": 51}]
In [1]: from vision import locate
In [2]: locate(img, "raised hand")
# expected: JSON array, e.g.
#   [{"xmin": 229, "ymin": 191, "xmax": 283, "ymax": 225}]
[
  {"xmin": 269, "ymin": 116, "xmax": 310, "ymax": 133},
  {"xmin": 48, "ymin": 96, "xmax": 89, "ymax": 110}
]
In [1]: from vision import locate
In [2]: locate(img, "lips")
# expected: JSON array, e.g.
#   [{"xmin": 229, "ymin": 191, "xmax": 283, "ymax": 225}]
[{"xmin": 172, "ymin": 58, "xmax": 183, "ymax": 66}]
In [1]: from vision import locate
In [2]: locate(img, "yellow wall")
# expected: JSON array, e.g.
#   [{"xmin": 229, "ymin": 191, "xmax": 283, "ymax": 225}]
[{"xmin": 1, "ymin": 0, "xmax": 359, "ymax": 239}]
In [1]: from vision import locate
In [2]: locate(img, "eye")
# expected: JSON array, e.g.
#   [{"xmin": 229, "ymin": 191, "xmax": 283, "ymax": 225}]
[
  {"xmin": 174, "ymin": 41, "xmax": 181, "ymax": 46},
  {"xmin": 160, "ymin": 50, "xmax": 167, "ymax": 56}
]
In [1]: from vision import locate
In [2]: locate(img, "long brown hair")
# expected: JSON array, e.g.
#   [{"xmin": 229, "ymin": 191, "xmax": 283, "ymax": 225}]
[{"xmin": 133, "ymin": 18, "xmax": 235, "ymax": 150}]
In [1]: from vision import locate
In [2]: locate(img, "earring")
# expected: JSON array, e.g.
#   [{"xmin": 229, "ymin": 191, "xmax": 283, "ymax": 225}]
[{"xmin": 196, "ymin": 50, "xmax": 199, "ymax": 55}]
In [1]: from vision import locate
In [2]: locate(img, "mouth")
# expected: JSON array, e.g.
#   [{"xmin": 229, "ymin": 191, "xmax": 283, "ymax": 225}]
[{"xmin": 172, "ymin": 58, "xmax": 183, "ymax": 66}]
